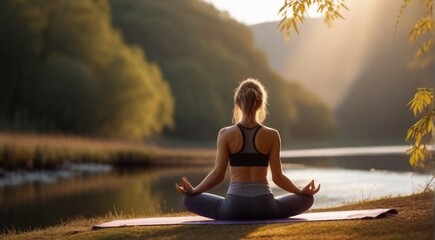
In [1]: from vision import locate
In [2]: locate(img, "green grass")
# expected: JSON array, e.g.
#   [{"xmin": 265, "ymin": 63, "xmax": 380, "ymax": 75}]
[
  {"xmin": 2, "ymin": 192, "xmax": 433, "ymax": 240},
  {"xmin": 0, "ymin": 132, "xmax": 215, "ymax": 170}
]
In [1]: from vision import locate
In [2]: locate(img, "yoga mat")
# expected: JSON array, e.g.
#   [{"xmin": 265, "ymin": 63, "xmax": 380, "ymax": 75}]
[{"xmin": 93, "ymin": 208, "xmax": 397, "ymax": 229}]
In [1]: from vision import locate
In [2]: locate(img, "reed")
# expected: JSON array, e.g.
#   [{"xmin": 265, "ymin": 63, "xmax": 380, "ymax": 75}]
[{"xmin": 0, "ymin": 132, "xmax": 215, "ymax": 170}]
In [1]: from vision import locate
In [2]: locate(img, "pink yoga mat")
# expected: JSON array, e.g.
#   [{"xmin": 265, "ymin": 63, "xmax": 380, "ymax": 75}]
[{"xmin": 93, "ymin": 208, "xmax": 397, "ymax": 229}]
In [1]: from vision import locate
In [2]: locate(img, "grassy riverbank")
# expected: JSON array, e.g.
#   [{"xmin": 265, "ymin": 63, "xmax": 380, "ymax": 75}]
[
  {"xmin": 1, "ymin": 192, "xmax": 433, "ymax": 240},
  {"xmin": 0, "ymin": 133, "xmax": 215, "ymax": 170}
]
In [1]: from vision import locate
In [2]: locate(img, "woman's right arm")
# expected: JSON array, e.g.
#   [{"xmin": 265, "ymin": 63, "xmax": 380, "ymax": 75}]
[
  {"xmin": 269, "ymin": 130, "xmax": 320, "ymax": 195},
  {"xmin": 176, "ymin": 128, "xmax": 229, "ymax": 195}
]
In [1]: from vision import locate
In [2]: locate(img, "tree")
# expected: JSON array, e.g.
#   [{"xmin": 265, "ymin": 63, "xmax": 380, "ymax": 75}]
[
  {"xmin": 278, "ymin": 0, "xmax": 434, "ymax": 172},
  {"xmin": 0, "ymin": 0, "xmax": 173, "ymax": 140},
  {"xmin": 278, "ymin": 0, "xmax": 348, "ymax": 40}
]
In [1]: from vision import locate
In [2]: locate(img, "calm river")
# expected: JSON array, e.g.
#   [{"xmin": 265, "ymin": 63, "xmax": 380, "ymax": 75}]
[{"xmin": 0, "ymin": 148, "xmax": 432, "ymax": 231}]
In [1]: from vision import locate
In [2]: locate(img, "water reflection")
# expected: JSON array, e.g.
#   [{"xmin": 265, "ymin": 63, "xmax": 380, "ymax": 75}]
[
  {"xmin": 278, "ymin": 167, "xmax": 431, "ymax": 208},
  {"xmin": 0, "ymin": 167, "xmax": 221, "ymax": 231},
  {"xmin": 0, "ymin": 164, "xmax": 431, "ymax": 231}
]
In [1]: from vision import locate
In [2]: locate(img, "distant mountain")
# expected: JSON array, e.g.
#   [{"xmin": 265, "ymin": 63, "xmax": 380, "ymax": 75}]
[{"xmin": 251, "ymin": 0, "xmax": 434, "ymax": 142}]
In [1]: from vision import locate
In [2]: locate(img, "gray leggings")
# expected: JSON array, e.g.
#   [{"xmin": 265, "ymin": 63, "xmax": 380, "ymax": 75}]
[{"xmin": 182, "ymin": 193, "xmax": 314, "ymax": 220}]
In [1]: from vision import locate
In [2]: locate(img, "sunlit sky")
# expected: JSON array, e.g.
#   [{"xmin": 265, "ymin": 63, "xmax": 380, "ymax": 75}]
[{"xmin": 203, "ymin": 0, "xmax": 324, "ymax": 25}]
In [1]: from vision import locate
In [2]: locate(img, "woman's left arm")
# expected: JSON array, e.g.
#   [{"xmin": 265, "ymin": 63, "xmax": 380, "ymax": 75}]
[
  {"xmin": 176, "ymin": 128, "xmax": 229, "ymax": 195},
  {"xmin": 269, "ymin": 129, "xmax": 320, "ymax": 195}
]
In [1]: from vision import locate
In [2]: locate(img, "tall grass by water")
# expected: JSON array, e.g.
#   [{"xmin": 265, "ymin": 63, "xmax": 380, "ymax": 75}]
[{"xmin": 0, "ymin": 133, "xmax": 215, "ymax": 170}]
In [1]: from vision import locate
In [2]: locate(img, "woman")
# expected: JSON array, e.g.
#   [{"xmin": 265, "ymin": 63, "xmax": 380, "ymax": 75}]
[{"xmin": 175, "ymin": 78, "xmax": 320, "ymax": 220}]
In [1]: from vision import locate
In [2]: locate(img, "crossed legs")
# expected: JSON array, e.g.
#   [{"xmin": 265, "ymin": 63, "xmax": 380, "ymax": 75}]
[{"xmin": 182, "ymin": 193, "xmax": 314, "ymax": 220}]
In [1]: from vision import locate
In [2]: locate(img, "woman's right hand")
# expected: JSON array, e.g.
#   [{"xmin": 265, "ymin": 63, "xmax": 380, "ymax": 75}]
[
  {"xmin": 300, "ymin": 180, "xmax": 321, "ymax": 195},
  {"xmin": 175, "ymin": 176, "xmax": 196, "ymax": 195}
]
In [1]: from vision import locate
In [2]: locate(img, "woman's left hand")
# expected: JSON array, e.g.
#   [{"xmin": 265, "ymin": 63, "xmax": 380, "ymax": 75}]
[
  {"xmin": 175, "ymin": 176, "xmax": 196, "ymax": 195},
  {"xmin": 300, "ymin": 180, "xmax": 321, "ymax": 195}
]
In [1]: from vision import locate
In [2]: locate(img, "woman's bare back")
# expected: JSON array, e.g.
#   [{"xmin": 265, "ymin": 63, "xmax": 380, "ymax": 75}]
[{"xmin": 222, "ymin": 124, "xmax": 277, "ymax": 183}]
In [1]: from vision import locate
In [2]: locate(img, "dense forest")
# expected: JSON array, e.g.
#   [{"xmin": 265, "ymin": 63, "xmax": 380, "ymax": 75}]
[
  {"xmin": 0, "ymin": 0, "xmax": 335, "ymax": 142},
  {"xmin": 0, "ymin": 0, "xmax": 173, "ymax": 140},
  {"xmin": 251, "ymin": 0, "xmax": 434, "ymax": 144}
]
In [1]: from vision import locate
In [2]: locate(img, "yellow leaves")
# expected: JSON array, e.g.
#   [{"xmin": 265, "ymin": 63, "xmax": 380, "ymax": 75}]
[
  {"xmin": 278, "ymin": 0, "xmax": 348, "ymax": 41},
  {"xmin": 421, "ymin": 0, "xmax": 433, "ymax": 16},
  {"xmin": 397, "ymin": 0, "xmax": 434, "ymax": 66},
  {"xmin": 408, "ymin": 88, "xmax": 434, "ymax": 116},
  {"xmin": 320, "ymin": 0, "xmax": 347, "ymax": 27},
  {"xmin": 395, "ymin": 0, "xmax": 413, "ymax": 31},
  {"xmin": 407, "ymin": 17, "xmax": 435, "ymax": 45},
  {"xmin": 406, "ymin": 88, "xmax": 434, "ymax": 169},
  {"xmin": 397, "ymin": 0, "xmax": 435, "ymax": 171},
  {"xmin": 406, "ymin": 146, "xmax": 429, "ymax": 168},
  {"xmin": 406, "ymin": 113, "xmax": 433, "ymax": 143},
  {"xmin": 396, "ymin": 0, "xmax": 433, "ymax": 33},
  {"xmin": 278, "ymin": 1, "xmax": 289, "ymax": 14},
  {"xmin": 278, "ymin": 0, "xmax": 306, "ymax": 40},
  {"xmin": 279, "ymin": 17, "xmax": 301, "ymax": 40},
  {"xmin": 415, "ymin": 39, "xmax": 434, "ymax": 58}
]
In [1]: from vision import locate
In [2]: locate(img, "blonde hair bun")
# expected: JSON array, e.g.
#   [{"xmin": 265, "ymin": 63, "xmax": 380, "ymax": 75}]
[{"xmin": 233, "ymin": 78, "xmax": 268, "ymax": 123}]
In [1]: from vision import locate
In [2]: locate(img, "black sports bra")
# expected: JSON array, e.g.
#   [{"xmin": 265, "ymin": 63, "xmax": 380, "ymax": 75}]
[{"xmin": 229, "ymin": 124, "xmax": 270, "ymax": 167}]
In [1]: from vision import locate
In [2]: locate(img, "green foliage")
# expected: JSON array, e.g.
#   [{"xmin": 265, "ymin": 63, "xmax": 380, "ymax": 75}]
[
  {"xmin": 110, "ymin": 0, "xmax": 336, "ymax": 141},
  {"xmin": 0, "ymin": 0, "xmax": 173, "ymax": 140},
  {"xmin": 278, "ymin": 0, "xmax": 348, "ymax": 40}
]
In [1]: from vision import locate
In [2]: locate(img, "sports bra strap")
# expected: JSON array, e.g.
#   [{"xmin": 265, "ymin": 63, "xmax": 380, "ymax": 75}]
[{"xmin": 229, "ymin": 124, "xmax": 270, "ymax": 167}]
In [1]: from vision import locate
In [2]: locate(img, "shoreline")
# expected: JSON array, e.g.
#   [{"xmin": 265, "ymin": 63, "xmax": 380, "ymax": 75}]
[
  {"xmin": 0, "ymin": 132, "xmax": 417, "ymax": 172},
  {"xmin": 1, "ymin": 191, "xmax": 433, "ymax": 239},
  {"xmin": 0, "ymin": 132, "xmax": 215, "ymax": 170}
]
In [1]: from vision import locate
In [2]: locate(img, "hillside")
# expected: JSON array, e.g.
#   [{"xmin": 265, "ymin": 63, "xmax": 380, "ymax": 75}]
[
  {"xmin": 0, "ymin": 0, "xmax": 173, "ymax": 140},
  {"xmin": 109, "ymin": 0, "xmax": 336, "ymax": 141},
  {"xmin": 251, "ymin": 0, "xmax": 434, "ymax": 142},
  {"xmin": 0, "ymin": 0, "xmax": 336, "ymax": 142}
]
